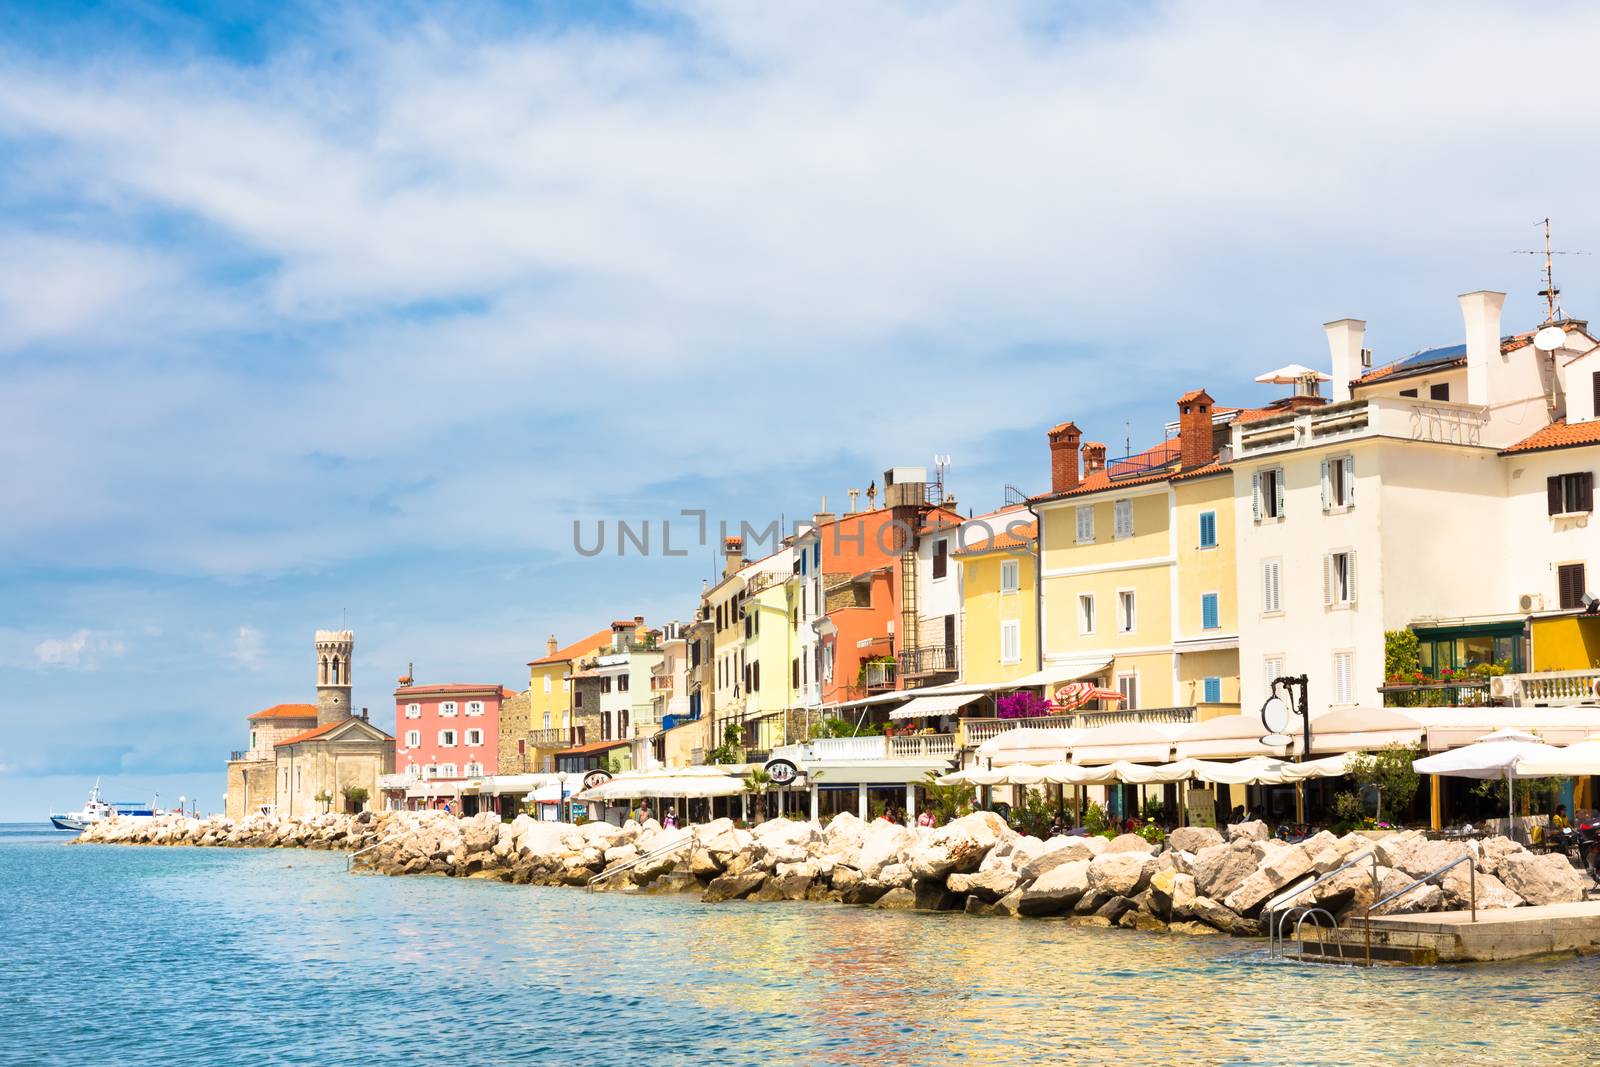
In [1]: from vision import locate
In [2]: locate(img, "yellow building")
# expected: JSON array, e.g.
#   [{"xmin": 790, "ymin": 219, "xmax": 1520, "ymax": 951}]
[
  {"xmin": 954, "ymin": 522, "xmax": 1038, "ymax": 686},
  {"xmin": 1033, "ymin": 391, "xmax": 1240, "ymax": 717},
  {"xmin": 504, "ymin": 626, "xmax": 612, "ymax": 773}
]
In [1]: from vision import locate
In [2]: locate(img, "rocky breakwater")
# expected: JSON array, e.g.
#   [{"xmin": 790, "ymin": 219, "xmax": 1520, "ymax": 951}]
[{"xmin": 73, "ymin": 810, "xmax": 390, "ymax": 851}]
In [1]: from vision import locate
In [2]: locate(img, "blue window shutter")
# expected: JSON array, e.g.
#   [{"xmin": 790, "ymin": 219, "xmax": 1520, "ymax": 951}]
[
  {"xmin": 1203, "ymin": 676, "xmax": 1221, "ymax": 703},
  {"xmin": 1200, "ymin": 511, "xmax": 1216, "ymax": 548},
  {"xmin": 1202, "ymin": 593, "xmax": 1219, "ymax": 630}
]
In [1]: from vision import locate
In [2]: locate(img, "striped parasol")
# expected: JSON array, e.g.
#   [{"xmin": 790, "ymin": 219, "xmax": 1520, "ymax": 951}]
[{"xmin": 1052, "ymin": 681, "xmax": 1125, "ymax": 712}]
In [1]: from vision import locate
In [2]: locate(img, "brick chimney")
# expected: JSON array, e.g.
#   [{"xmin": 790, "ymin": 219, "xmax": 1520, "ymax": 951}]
[
  {"xmin": 546, "ymin": 634, "xmax": 558, "ymax": 658},
  {"xmin": 1082, "ymin": 442, "xmax": 1107, "ymax": 476},
  {"xmin": 722, "ymin": 536, "xmax": 745, "ymax": 578},
  {"xmin": 1047, "ymin": 421, "xmax": 1082, "ymax": 494},
  {"xmin": 1178, "ymin": 389, "xmax": 1216, "ymax": 469}
]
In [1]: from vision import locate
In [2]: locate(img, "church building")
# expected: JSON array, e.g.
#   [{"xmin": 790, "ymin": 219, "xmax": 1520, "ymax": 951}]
[{"xmin": 225, "ymin": 630, "xmax": 395, "ymax": 819}]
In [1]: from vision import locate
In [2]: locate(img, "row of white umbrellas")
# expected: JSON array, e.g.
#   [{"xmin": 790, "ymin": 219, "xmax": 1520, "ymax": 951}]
[
  {"xmin": 1413, "ymin": 728, "xmax": 1600, "ymax": 826},
  {"xmin": 939, "ymin": 753, "xmax": 1356, "ymax": 788}
]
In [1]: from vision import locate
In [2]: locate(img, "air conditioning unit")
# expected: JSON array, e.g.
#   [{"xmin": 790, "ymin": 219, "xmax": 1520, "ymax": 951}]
[
  {"xmin": 1518, "ymin": 592, "xmax": 1544, "ymax": 613},
  {"xmin": 1360, "ymin": 347, "xmax": 1373, "ymax": 369},
  {"xmin": 1489, "ymin": 675, "xmax": 1515, "ymax": 699}
]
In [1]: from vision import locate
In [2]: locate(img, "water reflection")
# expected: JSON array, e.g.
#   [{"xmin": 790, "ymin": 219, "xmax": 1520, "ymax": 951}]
[{"xmin": 3, "ymin": 836, "xmax": 1598, "ymax": 1066}]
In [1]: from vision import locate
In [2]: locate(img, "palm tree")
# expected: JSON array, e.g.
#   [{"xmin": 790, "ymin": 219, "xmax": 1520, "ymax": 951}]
[{"xmin": 743, "ymin": 768, "xmax": 774, "ymax": 822}]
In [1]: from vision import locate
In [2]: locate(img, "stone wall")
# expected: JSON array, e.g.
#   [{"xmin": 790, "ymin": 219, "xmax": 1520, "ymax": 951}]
[
  {"xmin": 225, "ymin": 759, "xmax": 277, "ymax": 821},
  {"xmin": 496, "ymin": 691, "xmax": 533, "ymax": 774}
]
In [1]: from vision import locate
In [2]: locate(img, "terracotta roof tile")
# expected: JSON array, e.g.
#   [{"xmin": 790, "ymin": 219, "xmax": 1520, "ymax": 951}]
[
  {"xmin": 276, "ymin": 721, "xmax": 342, "ymax": 746},
  {"xmin": 1170, "ymin": 461, "xmax": 1232, "ymax": 482},
  {"xmin": 1499, "ymin": 418, "xmax": 1600, "ymax": 455},
  {"xmin": 953, "ymin": 522, "xmax": 1037, "ymax": 556},
  {"xmin": 529, "ymin": 627, "xmax": 614, "ymax": 667},
  {"xmin": 248, "ymin": 703, "xmax": 318, "ymax": 721},
  {"xmin": 554, "ymin": 738, "xmax": 631, "ymax": 756}
]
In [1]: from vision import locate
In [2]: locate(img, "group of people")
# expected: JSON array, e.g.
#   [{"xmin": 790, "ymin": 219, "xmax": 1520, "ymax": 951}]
[
  {"xmin": 626, "ymin": 803, "xmax": 678, "ymax": 829},
  {"xmin": 878, "ymin": 806, "xmax": 938, "ymax": 828}
]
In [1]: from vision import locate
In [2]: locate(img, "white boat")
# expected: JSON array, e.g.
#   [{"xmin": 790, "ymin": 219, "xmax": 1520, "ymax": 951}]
[{"xmin": 48, "ymin": 780, "xmax": 159, "ymax": 831}]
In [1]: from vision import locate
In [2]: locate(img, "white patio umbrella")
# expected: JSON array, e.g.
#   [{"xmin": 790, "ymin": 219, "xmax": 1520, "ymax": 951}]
[
  {"xmin": 1412, "ymin": 728, "xmax": 1564, "ymax": 834},
  {"xmin": 1510, "ymin": 733, "xmax": 1600, "ymax": 778}
]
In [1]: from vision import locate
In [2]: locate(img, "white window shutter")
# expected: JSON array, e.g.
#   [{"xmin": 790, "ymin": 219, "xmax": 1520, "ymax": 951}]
[
  {"xmin": 1320, "ymin": 458, "xmax": 1331, "ymax": 510},
  {"xmin": 1251, "ymin": 473, "xmax": 1262, "ymax": 521},
  {"xmin": 1347, "ymin": 550, "xmax": 1358, "ymax": 604},
  {"xmin": 1343, "ymin": 456, "xmax": 1356, "ymax": 506},
  {"xmin": 1262, "ymin": 561, "xmax": 1271, "ymax": 612},
  {"xmin": 1323, "ymin": 554, "xmax": 1333, "ymax": 606},
  {"xmin": 1274, "ymin": 469, "xmax": 1286, "ymax": 516}
]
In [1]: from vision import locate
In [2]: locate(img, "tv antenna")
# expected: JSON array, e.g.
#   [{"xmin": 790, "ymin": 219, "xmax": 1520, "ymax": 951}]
[{"xmin": 1514, "ymin": 217, "xmax": 1588, "ymax": 324}]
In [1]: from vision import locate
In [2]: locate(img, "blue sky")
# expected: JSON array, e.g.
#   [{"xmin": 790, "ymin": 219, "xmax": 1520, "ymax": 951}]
[{"xmin": 4, "ymin": 0, "xmax": 1600, "ymax": 819}]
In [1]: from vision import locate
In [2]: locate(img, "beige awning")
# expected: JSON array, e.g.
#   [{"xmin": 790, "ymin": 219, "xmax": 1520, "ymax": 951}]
[
  {"xmin": 1068, "ymin": 722, "xmax": 1184, "ymax": 765},
  {"xmin": 1001, "ymin": 658, "xmax": 1113, "ymax": 692},
  {"xmin": 1307, "ymin": 706, "xmax": 1423, "ymax": 754},
  {"xmin": 1409, "ymin": 708, "xmax": 1600, "ymax": 751},
  {"xmin": 1174, "ymin": 713, "xmax": 1291, "ymax": 760},
  {"xmin": 889, "ymin": 693, "xmax": 979, "ymax": 720},
  {"xmin": 978, "ymin": 726, "xmax": 1083, "ymax": 766}
]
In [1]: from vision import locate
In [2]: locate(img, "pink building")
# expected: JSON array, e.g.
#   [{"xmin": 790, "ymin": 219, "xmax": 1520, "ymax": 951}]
[{"xmin": 393, "ymin": 682, "xmax": 509, "ymax": 812}]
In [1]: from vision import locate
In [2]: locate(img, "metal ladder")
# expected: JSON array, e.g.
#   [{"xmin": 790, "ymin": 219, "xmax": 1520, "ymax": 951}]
[
  {"xmin": 587, "ymin": 833, "xmax": 694, "ymax": 890},
  {"xmin": 1264, "ymin": 849, "xmax": 1379, "ymax": 959},
  {"xmin": 1357, "ymin": 854, "xmax": 1476, "ymax": 966}
]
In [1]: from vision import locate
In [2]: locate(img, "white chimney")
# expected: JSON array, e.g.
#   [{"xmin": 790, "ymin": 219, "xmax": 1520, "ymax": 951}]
[
  {"xmin": 1323, "ymin": 318, "xmax": 1366, "ymax": 403},
  {"xmin": 1460, "ymin": 290, "xmax": 1507, "ymax": 407}
]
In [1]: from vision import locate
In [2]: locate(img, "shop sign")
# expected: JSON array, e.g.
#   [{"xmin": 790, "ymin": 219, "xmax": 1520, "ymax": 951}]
[
  {"xmin": 764, "ymin": 758, "xmax": 800, "ymax": 785},
  {"xmin": 583, "ymin": 769, "xmax": 613, "ymax": 791}
]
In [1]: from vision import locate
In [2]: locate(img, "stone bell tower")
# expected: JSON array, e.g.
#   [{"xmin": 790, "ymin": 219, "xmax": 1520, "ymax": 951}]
[{"xmin": 314, "ymin": 629, "xmax": 355, "ymax": 727}]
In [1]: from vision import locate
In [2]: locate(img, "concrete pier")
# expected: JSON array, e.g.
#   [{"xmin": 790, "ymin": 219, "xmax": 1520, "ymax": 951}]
[{"xmin": 1300, "ymin": 901, "xmax": 1600, "ymax": 964}]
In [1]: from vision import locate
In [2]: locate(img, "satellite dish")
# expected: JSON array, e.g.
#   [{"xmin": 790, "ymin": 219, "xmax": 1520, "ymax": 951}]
[
  {"xmin": 1260, "ymin": 695, "xmax": 1293, "ymax": 735},
  {"xmin": 1534, "ymin": 325, "xmax": 1567, "ymax": 352}
]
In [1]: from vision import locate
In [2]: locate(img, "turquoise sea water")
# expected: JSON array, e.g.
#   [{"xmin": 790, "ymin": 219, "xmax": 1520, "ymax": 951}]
[{"xmin": 3, "ymin": 822, "xmax": 1598, "ymax": 1066}]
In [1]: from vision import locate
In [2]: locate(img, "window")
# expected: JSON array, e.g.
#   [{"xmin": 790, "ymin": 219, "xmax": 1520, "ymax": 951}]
[
  {"xmin": 1593, "ymin": 371, "xmax": 1600, "ymax": 420},
  {"xmin": 574, "ymin": 691, "xmax": 583, "ymax": 708},
  {"xmin": 439, "ymin": 701, "xmax": 457, "ymax": 717},
  {"xmin": 1322, "ymin": 455, "xmax": 1355, "ymax": 510},
  {"xmin": 1116, "ymin": 590, "xmax": 1136, "ymax": 633},
  {"xmin": 563, "ymin": 679, "xmax": 570, "ymax": 693},
  {"xmin": 618, "ymin": 710, "xmax": 629, "ymax": 737},
  {"xmin": 438, "ymin": 763, "xmax": 458, "ymax": 778},
  {"xmin": 466, "ymin": 700, "xmax": 484, "ymax": 716},
  {"xmin": 1075, "ymin": 505, "xmax": 1094, "ymax": 543},
  {"xmin": 1429, "ymin": 382, "xmax": 1450, "ymax": 402},
  {"xmin": 543, "ymin": 676, "xmax": 552, "ymax": 694},
  {"xmin": 1324, "ymin": 550, "xmax": 1357, "ymax": 606},
  {"xmin": 600, "ymin": 677, "xmax": 612, "ymax": 694},
  {"xmin": 1548, "ymin": 473, "xmax": 1594, "ymax": 516},
  {"xmin": 1332, "ymin": 651, "xmax": 1354, "ymax": 705},
  {"xmin": 618, "ymin": 674, "xmax": 629, "ymax": 693},
  {"xmin": 1079, "ymin": 593, "xmax": 1096, "ymax": 635},
  {"xmin": 439, "ymin": 729, "xmax": 457, "ymax": 747},
  {"xmin": 1116, "ymin": 672, "xmax": 1139, "ymax": 708},
  {"xmin": 466, "ymin": 728, "xmax": 484, "ymax": 746},
  {"xmin": 933, "ymin": 539, "xmax": 948, "ymax": 579},
  {"xmin": 404, "ymin": 730, "xmax": 420, "ymax": 748},
  {"xmin": 793, "ymin": 658, "xmax": 800, "ymax": 690},
  {"xmin": 601, "ymin": 711, "xmax": 612, "ymax": 739},
  {"xmin": 1198, "ymin": 510, "xmax": 1217, "ymax": 549},
  {"xmin": 1264, "ymin": 655, "xmax": 1284, "ymax": 687},
  {"xmin": 406, "ymin": 763, "xmax": 422, "ymax": 780},
  {"xmin": 465, "ymin": 762, "xmax": 483, "ymax": 777},
  {"xmin": 1252, "ymin": 467, "xmax": 1285, "ymax": 520},
  {"xmin": 1000, "ymin": 620, "xmax": 1021, "ymax": 664},
  {"xmin": 404, "ymin": 703, "xmax": 421, "ymax": 719},
  {"xmin": 1201, "ymin": 593, "xmax": 1220, "ymax": 631},
  {"xmin": 423, "ymin": 764, "xmax": 437, "ymax": 780},
  {"xmin": 542, "ymin": 712, "xmax": 551, "ymax": 730},
  {"xmin": 1399, "ymin": 388, "xmax": 1418, "ymax": 398},
  {"xmin": 1000, "ymin": 559, "xmax": 1020, "ymax": 593},
  {"xmin": 752, "ymin": 662, "xmax": 761, "ymax": 692},
  {"xmin": 1558, "ymin": 563, "xmax": 1588, "ymax": 610},
  {"xmin": 1113, "ymin": 499, "xmax": 1133, "ymax": 538},
  {"xmin": 1202, "ymin": 676, "xmax": 1222, "ymax": 703},
  {"xmin": 1261, "ymin": 558, "xmax": 1282, "ymax": 614}
]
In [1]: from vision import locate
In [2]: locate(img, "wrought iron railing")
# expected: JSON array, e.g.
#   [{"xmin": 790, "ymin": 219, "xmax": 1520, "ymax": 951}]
[
  {"xmin": 898, "ymin": 644, "xmax": 958, "ymax": 677},
  {"xmin": 862, "ymin": 661, "xmax": 896, "ymax": 690}
]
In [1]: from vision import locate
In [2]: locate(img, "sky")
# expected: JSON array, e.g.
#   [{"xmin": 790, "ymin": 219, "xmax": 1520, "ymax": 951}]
[{"xmin": 4, "ymin": 0, "xmax": 1600, "ymax": 820}]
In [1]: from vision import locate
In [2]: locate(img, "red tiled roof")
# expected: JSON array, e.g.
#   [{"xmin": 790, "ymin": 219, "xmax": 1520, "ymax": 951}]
[
  {"xmin": 529, "ymin": 627, "xmax": 614, "ymax": 667},
  {"xmin": 276, "ymin": 721, "xmax": 342, "ymax": 746},
  {"xmin": 1499, "ymin": 418, "xmax": 1600, "ymax": 455},
  {"xmin": 1177, "ymin": 388, "xmax": 1212, "ymax": 403},
  {"xmin": 1170, "ymin": 461, "xmax": 1232, "ymax": 482},
  {"xmin": 248, "ymin": 703, "xmax": 318, "ymax": 721},
  {"xmin": 953, "ymin": 522, "xmax": 1037, "ymax": 556}
]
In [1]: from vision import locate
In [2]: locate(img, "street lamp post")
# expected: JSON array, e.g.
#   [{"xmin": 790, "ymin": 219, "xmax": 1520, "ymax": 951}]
[{"xmin": 1261, "ymin": 674, "xmax": 1312, "ymax": 824}]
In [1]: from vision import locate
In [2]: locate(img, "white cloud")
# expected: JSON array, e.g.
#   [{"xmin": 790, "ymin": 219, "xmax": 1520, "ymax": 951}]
[
  {"xmin": 33, "ymin": 629, "xmax": 125, "ymax": 669},
  {"xmin": 228, "ymin": 626, "xmax": 265, "ymax": 670}
]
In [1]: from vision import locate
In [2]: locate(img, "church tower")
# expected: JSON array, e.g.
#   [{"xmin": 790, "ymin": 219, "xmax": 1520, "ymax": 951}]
[{"xmin": 314, "ymin": 629, "xmax": 355, "ymax": 727}]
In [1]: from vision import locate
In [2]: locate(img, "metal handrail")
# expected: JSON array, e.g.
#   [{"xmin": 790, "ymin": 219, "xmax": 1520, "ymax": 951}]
[
  {"xmin": 1292, "ymin": 908, "xmax": 1344, "ymax": 963},
  {"xmin": 1265, "ymin": 849, "xmax": 1379, "ymax": 955},
  {"xmin": 1360, "ymin": 854, "xmax": 1476, "ymax": 966},
  {"xmin": 587, "ymin": 832, "xmax": 693, "ymax": 889}
]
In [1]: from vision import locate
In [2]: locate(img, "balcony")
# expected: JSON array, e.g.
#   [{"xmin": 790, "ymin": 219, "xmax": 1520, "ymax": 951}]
[
  {"xmin": 861, "ymin": 660, "xmax": 896, "ymax": 691},
  {"xmin": 528, "ymin": 728, "xmax": 574, "ymax": 747},
  {"xmin": 1234, "ymin": 395, "xmax": 1491, "ymax": 459},
  {"xmin": 771, "ymin": 734, "xmax": 956, "ymax": 764},
  {"xmin": 958, "ymin": 706, "xmax": 1198, "ymax": 749},
  {"xmin": 887, "ymin": 733, "xmax": 957, "ymax": 759},
  {"xmin": 1494, "ymin": 670, "xmax": 1600, "ymax": 707},
  {"xmin": 898, "ymin": 644, "xmax": 958, "ymax": 679}
]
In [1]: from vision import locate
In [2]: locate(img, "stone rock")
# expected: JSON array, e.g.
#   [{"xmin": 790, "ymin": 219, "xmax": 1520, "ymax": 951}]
[
  {"xmin": 872, "ymin": 886, "xmax": 916, "ymax": 910},
  {"xmin": 1226, "ymin": 820, "xmax": 1269, "ymax": 842},
  {"xmin": 1475, "ymin": 835, "xmax": 1527, "ymax": 881},
  {"xmin": 992, "ymin": 889, "xmax": 1025, "ymax": 917},
  {"xmin": 1170, "ymin": 920, "xmax": 1223, "ymax": 936},
  {"xmin": 1193, "ymin": 841, "xmax": 1261, "ymax": 902},
  {"xmin": 1372, "ymin": 830, "xmax": 1428, "ymax": 870},
  {"xmin": 1094, "ymin": 895, "xmax": 1136, "ymax": 923},
  {"xmin": 914, "ymin": 879, "xmax": 963, "ymax": 911},
  {"xmin": 688, "ymin": 847, "xmax": 723, "ymax": 878},
  {"xmin": 1149, "ymin": 868, "xmax": 1197, "ymax": 919},
  {"xmin": 878, "ymin": 863, "xmax": 914, "ymax": 890},
  {"xmin": 703, "ymin": 869, "xmax": 766, "ymax": 903},
  {"xmin": 964, "ymin": 896, "xmax": 996, "ymax": 916},
  {"xmin": 1123, "ymin": 911, "xmax": 1168, "ymax": 933},
  {"xmin": 1104, "ymin": 833, "xmax": 1155, "ymax": 854},
  {"xmin": 1223, "ymin": 843, "xmax": 1315, "ymax": 916},
  {"xmin": 1017, "ymin": 859, "xmax": 1090, "ymax": 917},
  {"xmin": 1018, "ymin": 838, "xmax": 1100, "ymax": 879},
  {"xmin": 1063, "ymin": 915, "xmax": 1113, "ymax": 929},
  {"xmin": 751, "ymin": 872, "xmax": 812, "ymax": 902},
  {"xmin": 1168, "ymin": 827, "xmax": 1223, "ymax": 853},
  {"xmin": 947, "ymin": 867, "xmax": 1019, "ymax": 902},
  {"xmin": 1073, "ymin": 889, "xmax": 1112, "ymax": 915},
  {"xmin": 908, "ymin": 811, "xmax": 1012, "ymax": 881},
  {"xmin": 1087, "ymin": 852, "xmax": 1156, "ymax": 897},
  {"xmin": 1189, "ymin": 895, "xmax": 1247, "ymax": 934},
  {"xmin": 1499, "ymin": 852, "xmax": 1590, "ymax": 906},
  {"xmin": 831, "ymin": 866, "xmax": 862, "ymax": 893},
  {"xmin": 855, "ymin": 822, "xmax": 917, "ymax": 879},
  {"xmin": 822, "ymin": 812, "xmax": 867, "ymax": 856}
]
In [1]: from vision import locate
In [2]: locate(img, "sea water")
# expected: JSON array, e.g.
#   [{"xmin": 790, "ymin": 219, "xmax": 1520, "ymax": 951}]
[{"xmin": 2, "ymin": 822, "xmax": 1596, "ymax": 1066}]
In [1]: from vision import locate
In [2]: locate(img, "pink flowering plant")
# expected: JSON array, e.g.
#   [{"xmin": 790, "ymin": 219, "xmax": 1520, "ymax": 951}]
[{"xmin": 996, "ymin": 691, "xmax": 1051, "ymax": 719}]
